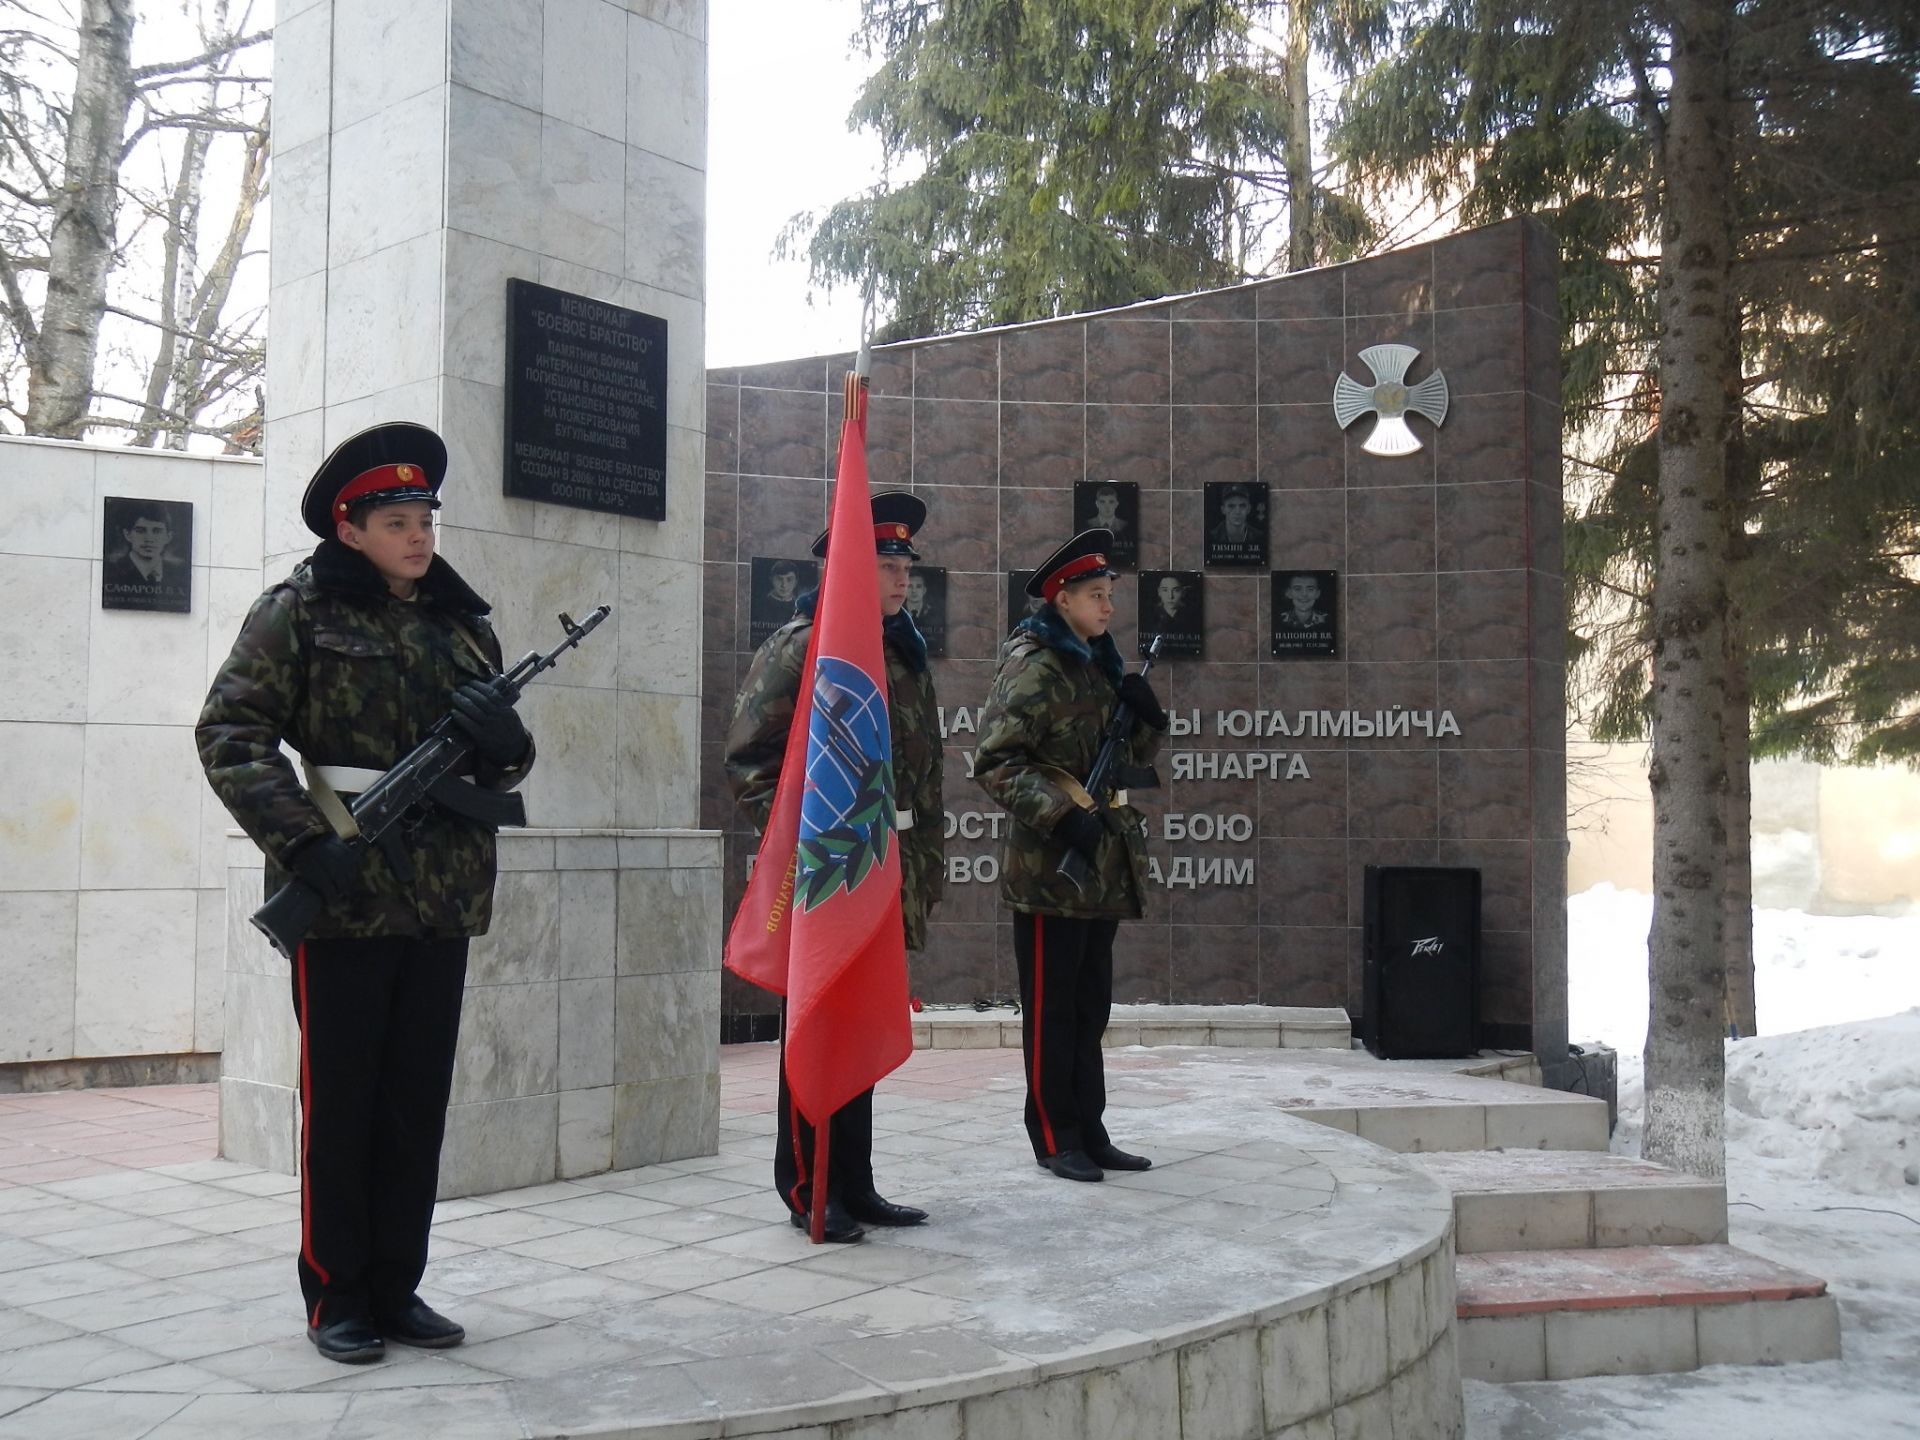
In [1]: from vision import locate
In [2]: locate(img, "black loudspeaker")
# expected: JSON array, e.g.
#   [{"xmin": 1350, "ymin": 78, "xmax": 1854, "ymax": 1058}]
[{"xmin": 1362, "ymin": 865, "xmax": 1480, "ymax": 1059}]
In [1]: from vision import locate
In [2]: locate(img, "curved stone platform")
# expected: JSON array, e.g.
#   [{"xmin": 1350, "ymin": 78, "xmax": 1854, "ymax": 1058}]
[{"xmin": 0, "ymin": 1046, "xmax": 1463, "ymax": 1439}]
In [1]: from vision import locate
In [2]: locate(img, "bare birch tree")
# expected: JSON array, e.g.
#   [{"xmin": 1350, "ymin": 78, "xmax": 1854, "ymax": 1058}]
[{"xmin": 0, "ymin": 0, "xmax": 270, "ymax": 448}]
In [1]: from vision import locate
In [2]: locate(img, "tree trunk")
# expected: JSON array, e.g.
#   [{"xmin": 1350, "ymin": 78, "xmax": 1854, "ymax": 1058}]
[
  {"xmin": 1722, "ymin": 303, "xmax": 1756, "ymax": 1040},
  {"xmin": 1284, "ymin": 0, "xmax": 1313, "ymax": 272},
  {"xmin": 1643, "ymin": 0, "xmax": 1736, "ymax": 1178},
  {"xmin": 25, "ymin": 0, "xmax": 137, "ymax": 438},
  {"xmin": 131, "ymin": 127, "xmax": 209, "ymax": 447},
  {"xmin": 1723, "ymin": 652, "xmax": 1756, "ymax": 1037}
]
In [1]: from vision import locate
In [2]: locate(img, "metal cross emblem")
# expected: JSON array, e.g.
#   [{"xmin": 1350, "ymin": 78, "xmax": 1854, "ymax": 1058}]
[{"xmin": 1332, "ymin": 344, "xmax": 1450, "ymax": 456}]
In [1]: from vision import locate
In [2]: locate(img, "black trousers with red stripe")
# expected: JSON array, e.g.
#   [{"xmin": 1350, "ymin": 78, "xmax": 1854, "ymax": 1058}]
[
  {"xmin": 1013, "ymin": 912, "xmax": 1119, "ymax": 1160},
  {"xmin": 290, "ymin": 936, "xmax": 467, "ymax": 1327},
  {"xmin": 771, "ymin": 1006, "xmax": 875, "ymax": 1214}
]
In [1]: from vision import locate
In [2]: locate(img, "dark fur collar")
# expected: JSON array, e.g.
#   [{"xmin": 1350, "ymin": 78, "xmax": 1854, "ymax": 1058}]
[
  {"xmin": 1014, "ymin": 605, "xmax": 1124, "ymax": 684},
  {"xmin": 303, "ymin": 538, "xmax": 492, "ymax": 616},
  {"xmin": 790, "ymin": 590, "xmax": 928, "ymax": 672}
]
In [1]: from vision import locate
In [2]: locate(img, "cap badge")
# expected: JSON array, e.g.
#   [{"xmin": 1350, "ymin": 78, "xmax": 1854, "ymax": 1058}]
[
  {"xmin": 1094, "ymin": 553, "xmax": 1107, "ymax": 565},
  {"xmin": 396, "ymin": 464, "xmax": 415, "ymax": 482}
]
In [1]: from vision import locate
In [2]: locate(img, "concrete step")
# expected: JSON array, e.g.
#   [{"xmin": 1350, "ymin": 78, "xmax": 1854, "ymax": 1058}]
[
  {"xmin": 913, "ymin": 1003, "xmax": 1352, "ymax": 1051},
  {"xmin": 1413, "ymin": 1150, "xmax": 1727, "ymax": 1253},
  {"xmin": 1456, "ymin": 1243, "xmax": 1840, "ymax": 1381},
  {"xmin": 1277, "ymin": 1074, "xmax": 1610, "ymax": 1153}
]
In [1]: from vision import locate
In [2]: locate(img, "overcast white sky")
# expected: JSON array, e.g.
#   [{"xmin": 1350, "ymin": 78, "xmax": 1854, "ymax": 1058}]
[{"xmin": 704, "ymin": 0, "xmax": 882, "ymax": 368}]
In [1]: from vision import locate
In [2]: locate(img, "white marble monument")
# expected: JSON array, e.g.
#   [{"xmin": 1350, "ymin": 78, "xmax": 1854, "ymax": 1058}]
[{"xmin": 220, "ymin": 0, "xmax": 719, "ymax": 1195}]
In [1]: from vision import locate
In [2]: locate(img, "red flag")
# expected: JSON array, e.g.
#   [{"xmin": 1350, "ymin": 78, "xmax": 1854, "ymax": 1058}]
[{"xmin": 725, "ymin": 371, "xmax": 911, "ymax": 1125}]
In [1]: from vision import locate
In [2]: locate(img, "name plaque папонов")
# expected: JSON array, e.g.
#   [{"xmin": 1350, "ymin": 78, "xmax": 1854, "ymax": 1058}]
[{"xmin": 503, "ymin": 278, "xmax": 668, "ymax": 520}]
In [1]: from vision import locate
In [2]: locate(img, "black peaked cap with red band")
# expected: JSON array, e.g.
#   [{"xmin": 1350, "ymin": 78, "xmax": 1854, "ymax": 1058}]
[
  {"xmin": 810, "ymin": 490, "xmax": 926, "ymax": 560},
  {"xmin": 300, "ymin": 421, "xmax": 449, "ymax": 538},
  {"xmin": 1026, "ymin": 528, "xmax": 1119, "ymax": 600}
]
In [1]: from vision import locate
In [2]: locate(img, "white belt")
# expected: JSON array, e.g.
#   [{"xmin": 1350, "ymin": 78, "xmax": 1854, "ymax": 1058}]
[{"xmin": 314, "ymin": 764, "xmax": 386, "ymax": 796}]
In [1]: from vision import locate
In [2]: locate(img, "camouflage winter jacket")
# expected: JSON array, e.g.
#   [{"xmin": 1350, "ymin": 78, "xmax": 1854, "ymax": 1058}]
[
  {"xmin": 725, "ymin": 600, "xmax": 945, "ymax": 950},
  {"xmin": 196, "ymin": 540, "xmax": 534, "ymax": 939},
  {"xmin": 972, "ymin": 608, "xmax": 1166, "ymax": 919}
]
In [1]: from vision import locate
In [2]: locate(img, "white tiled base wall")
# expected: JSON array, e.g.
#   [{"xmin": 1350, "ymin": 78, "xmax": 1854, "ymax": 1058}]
[
  {"xmin": 784, "ymin": 1245, "xmax": 1465, "ymax": 1440},
  {"xmin": 220, "ymin": 827, "xmax": 722, "ymax": 1197}
]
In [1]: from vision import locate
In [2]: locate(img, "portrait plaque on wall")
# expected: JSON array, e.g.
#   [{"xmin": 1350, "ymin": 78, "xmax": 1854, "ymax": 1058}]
[
  {"xmin": 1072, "ymin": 481, "xmax": 1139, "ymax": 569},
  {"xmin": 503, "ymin": 277, "xmax": 668, "ymax": 520},
  {"xmin": 1140, "ymin": 570, "xmax": 1204, "ymax": 658},
  {"xmin": 1005, "ymin": 571, "xmax": 1047, "ymax": 634},
  {"xmin": 905, "ymin": 565, "xmax": 948, "ymax": 658},
  {"xmin": 749, "ymin": 556, "xmax": 817, "ymax": 648},
  {"xmin": 1203, "ymin": 482, "xmax": 1269, "ymax": 568},
  {"xmin": 101, "ymin": 496, "xmax": 192, "ymax": 613},
  {"xmin": 1271, "ymin": 569, "xmax": 1338, "ymax": 658}
]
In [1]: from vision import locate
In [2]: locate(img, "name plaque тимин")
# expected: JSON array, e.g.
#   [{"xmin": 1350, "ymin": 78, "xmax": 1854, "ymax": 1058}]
[{"xmin": 503, "ymin": 278, "xmax": 668, "ymax": 520}]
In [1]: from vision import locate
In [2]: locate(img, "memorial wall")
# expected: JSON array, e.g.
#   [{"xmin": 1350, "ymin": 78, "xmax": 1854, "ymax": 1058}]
[{"xmin": 701, "ymin": 218, "xmax": 1567, "ymax": 1069}]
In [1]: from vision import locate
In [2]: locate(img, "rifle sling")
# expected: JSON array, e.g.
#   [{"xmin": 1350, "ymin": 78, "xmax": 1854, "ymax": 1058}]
[{"xmin": 302, "ymin": 759, "xmax": 367, "ymax": 841}]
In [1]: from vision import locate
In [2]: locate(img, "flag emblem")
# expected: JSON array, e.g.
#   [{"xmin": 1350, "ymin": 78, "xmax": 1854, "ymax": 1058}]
[{"xmin": 796, "ymin": 658, "xmax": 896, "ymax": 910}]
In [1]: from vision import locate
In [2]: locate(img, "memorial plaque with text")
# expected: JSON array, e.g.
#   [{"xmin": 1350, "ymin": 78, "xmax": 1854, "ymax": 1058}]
[
  {"xmin": 504, "ymin": 278, "xmax": 667, "ymax": 520},
  {"xmin": 906, "ymin": 566, "xmax": 948, "ymax": 658},
  {"xmin": 101, "ymin": 496, "xmax": 192, "ymax": 614},
  {"xmin": 1271, "ymin": 569, "xmax": 1338, "ymax": 657},
  {"xmin": 1141, "ymin": 570, "xmax": 1204, "ymax": 658},
  {"xmin": 748, "ymin": 556, "xmax": 817, "ymax": 648}
]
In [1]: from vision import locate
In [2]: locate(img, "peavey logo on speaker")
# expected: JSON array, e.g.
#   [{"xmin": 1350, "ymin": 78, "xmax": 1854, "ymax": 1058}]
[{"xmin": 1409, "ymin": 935, "xmax": 1445, "ymax": 957}]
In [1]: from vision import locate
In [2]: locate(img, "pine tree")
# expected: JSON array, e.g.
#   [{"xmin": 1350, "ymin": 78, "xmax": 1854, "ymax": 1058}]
[
  {"xmin": 1331, "ymin": 0, "xmax": 1920, "ymax": 1063},
  {"xmin": 787, "ymin": 0, "xmax": 1389, "ymax": 339}
]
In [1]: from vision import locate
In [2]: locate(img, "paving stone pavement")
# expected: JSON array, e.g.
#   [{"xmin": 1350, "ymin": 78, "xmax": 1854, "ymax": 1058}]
[{"xmin": 0, "ymin": 1044, "xmax": 1458, "ymax": 1439}]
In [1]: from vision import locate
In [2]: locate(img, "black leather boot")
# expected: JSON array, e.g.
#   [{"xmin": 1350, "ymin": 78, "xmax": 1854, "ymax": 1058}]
[
  {"xmin": 790, "ymin": 1200, "xmax": 866, "ymax": 1243},
  {"xmin": 375, "ymin": 1297, "xmax": 465, "ymax": 1348},
  {"xmin": 307, "ymin": 1312, "xmax": 384, "ymax": 1364},
  {"xmin": 844, "ymin": 1189, "xmax": 928, "ymax": 1226},
  {"xmin": 1039, "ymin": 1150, "xmax": 1105, "ymax": 1182}
]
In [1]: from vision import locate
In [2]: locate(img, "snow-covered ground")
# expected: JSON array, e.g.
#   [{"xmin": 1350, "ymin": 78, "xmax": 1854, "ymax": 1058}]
[{"xmin": 1467, "ymin": 886, "xmax": 1920, "ymax": 1438}]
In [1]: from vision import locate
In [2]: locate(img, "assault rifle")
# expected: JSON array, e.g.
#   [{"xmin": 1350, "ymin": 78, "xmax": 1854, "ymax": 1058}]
[
  {"xmin": 1057, "ymin": 633, "xmax": 1164, "ymax": 894},
  {"xmin": 252, "ymin": 605, "xmax": 611, "ymax": 958}
]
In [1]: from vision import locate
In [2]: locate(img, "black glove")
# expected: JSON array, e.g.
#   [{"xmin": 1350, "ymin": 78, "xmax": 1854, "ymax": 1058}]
[
  {"xmin": 449, "ymin": 676, "xmax": 530, "ymax": 766},
  {"xmin": 1055, "ymin": 807, "xmax": 1106, "ymax": 861},
  {"xmin": 1117, "ymin": 672, "xmax": 1168, "ymax": 730},
  {"xmin": 289, "ymin": 834, "xmax": 360, "ymax": 904}
]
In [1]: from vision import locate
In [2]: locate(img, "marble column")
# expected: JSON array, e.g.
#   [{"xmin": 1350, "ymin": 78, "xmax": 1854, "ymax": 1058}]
[{"xmin": 223, "ymin": 0, "xmax": 718, "ymax": 1194}]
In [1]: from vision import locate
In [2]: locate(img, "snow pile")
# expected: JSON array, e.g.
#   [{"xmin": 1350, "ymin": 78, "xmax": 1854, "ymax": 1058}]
[
  {"xmin": 1568, "ymin": 884, "xmax": 1920, "ymax": 1199},
  {"xmin": 1722, "ymin": 1010, "xmax": 1920, "ymax": 1195}
]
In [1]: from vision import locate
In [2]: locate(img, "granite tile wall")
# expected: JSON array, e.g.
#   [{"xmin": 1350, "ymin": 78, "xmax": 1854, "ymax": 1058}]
[
  {"xmin": 0, "ymin": 437, "xmax": 265, "ymax": 1074},
  {"xmin": 703, "ymin": 218, "xmax": 1566, "ymax": 1056}
]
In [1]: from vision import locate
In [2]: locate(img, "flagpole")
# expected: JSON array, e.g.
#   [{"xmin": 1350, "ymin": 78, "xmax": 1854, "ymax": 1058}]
[
  {"xmin": 799, "ymin": 286, "xmax": 888, "ymax": 1246},
  {"xmin": 808, "ymin": 1124, "xmax": 831, "ymax": 1244}
]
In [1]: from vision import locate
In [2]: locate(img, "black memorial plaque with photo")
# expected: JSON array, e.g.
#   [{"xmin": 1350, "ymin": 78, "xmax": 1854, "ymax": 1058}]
[
  {"xmin": 1271, "ymin": 569, "xmax": 1338, "ymax": 658},
  {"xmin": 1005, "ymin": 571, "xmax": 1047, "ymax": 634},
  {"xmin": 749, "ymin": 556, "xmax": 817, "ymax": 648},
  {"xmin": 504, "ymin": 277, "xmax": 668, "ymax": 520},
  {"xmin": 101, "ymin": 496, "xmax": 192, "ymax": 613},
  {"xmin": 1140, "ymin": 570, "xmax": 1204, "ymax": 658},
  {"xmin": 905, "ymin": 566, "xmax": 948, "ymax": 659},
  {"xmin": 1203, "ymin": 482, "xmax": 1269, "ymax": 569},
  {"xmin": 1072, "ymin": 481, "xmax": 1139, "ymax": 569}
]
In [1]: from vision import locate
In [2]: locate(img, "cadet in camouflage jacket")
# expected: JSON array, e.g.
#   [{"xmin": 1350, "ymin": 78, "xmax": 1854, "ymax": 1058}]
[
  {"xmin": 197, "ymin": 539, "xmax": 532, "ymax": 938},
  {"xmin": 725, "ymin": 598, "xmax": 945, "ymax": 949},
  {"xmin": 972, "ymin": 604, "xmax": 1164, "ymax": 921}
]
